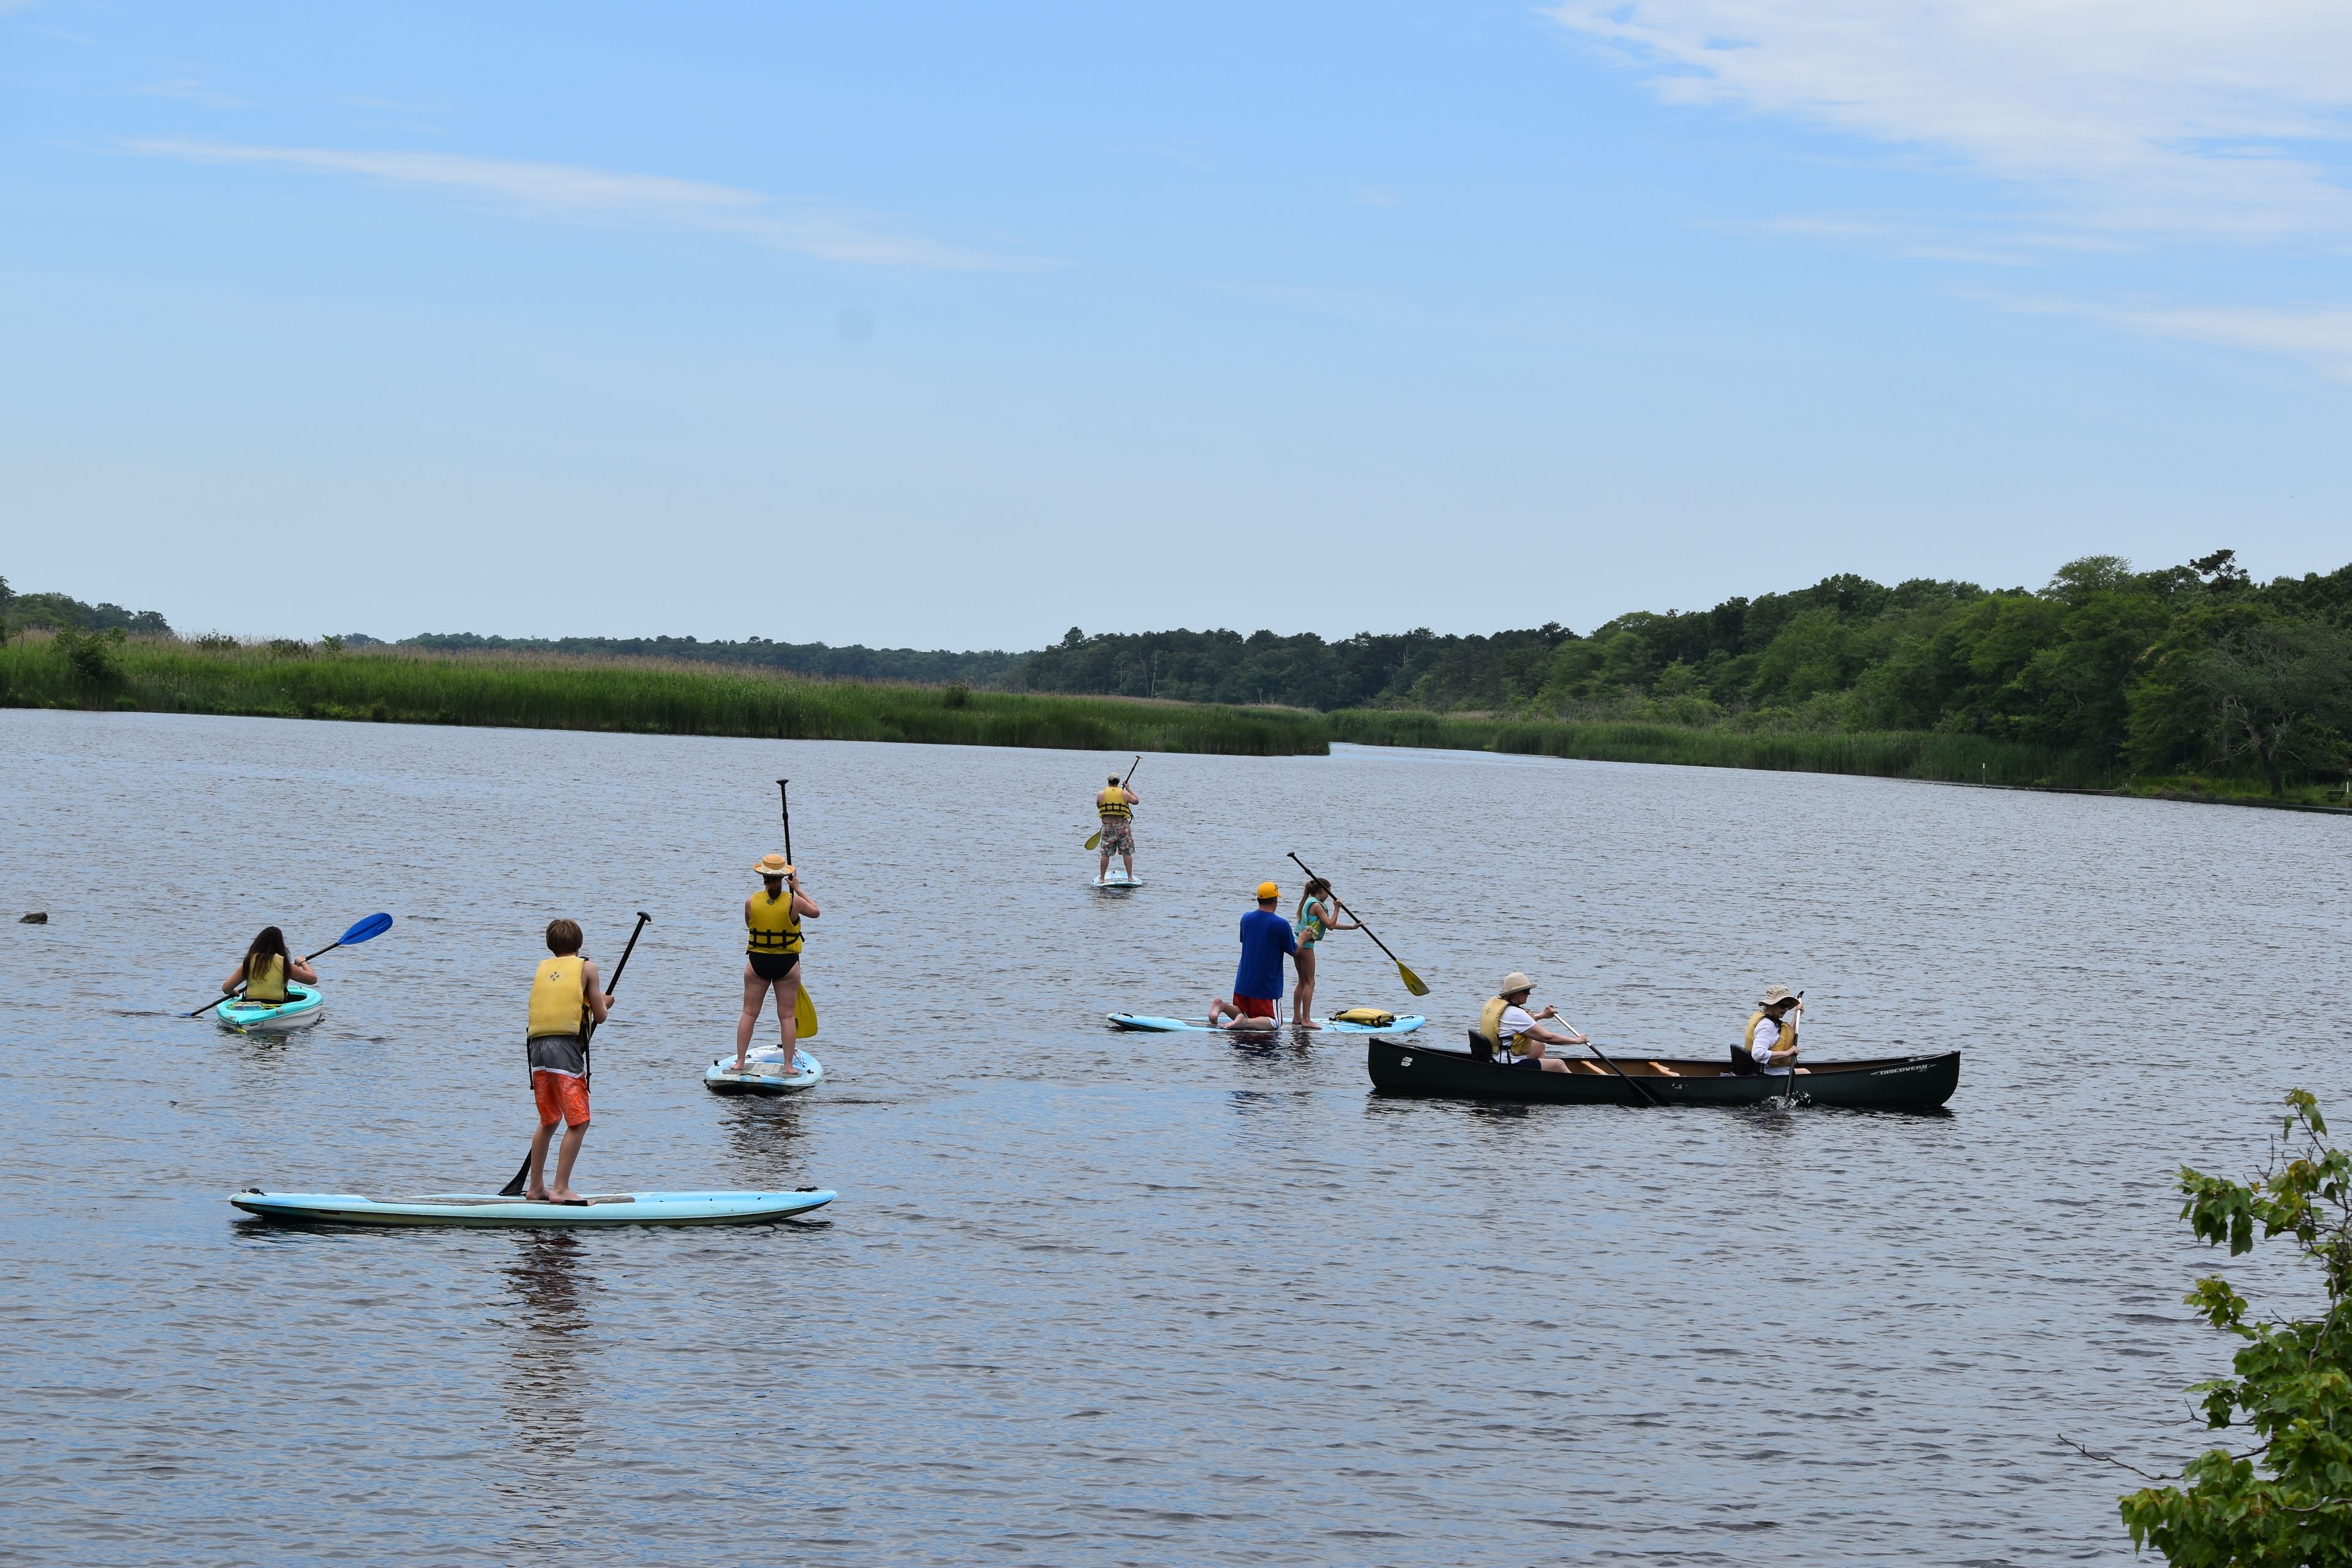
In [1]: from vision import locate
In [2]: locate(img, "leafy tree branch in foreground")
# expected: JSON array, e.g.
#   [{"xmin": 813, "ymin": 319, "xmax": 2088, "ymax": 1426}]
[{"xmin": 2113, "ymin": 1091, "xmax": 2352, "ymax": 1564}]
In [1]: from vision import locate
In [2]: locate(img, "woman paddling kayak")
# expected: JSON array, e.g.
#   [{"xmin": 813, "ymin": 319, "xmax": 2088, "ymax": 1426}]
[
  {"xmin": 222, "ymin": 926, "xmax": 317, "ymax": 1006},
  {"xmin": 1289, "ymin": 878, "xmax": 1360, "ymax": 1029},
  {"xmin": 734, "ymin": 853, "xmax": 820, "ymax": 1076}
]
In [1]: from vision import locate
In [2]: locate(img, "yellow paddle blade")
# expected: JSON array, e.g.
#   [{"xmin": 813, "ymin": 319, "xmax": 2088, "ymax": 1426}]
[
  {"xmin": 796, "ymin": 982, "xmax": 819, "ymax": 1039},
  {"xmin": 1085, "ymin": 831, "xmax": 1102, "ymax": 850},
  {"xmin": 1396, "ymin": 962, "xmax": 1430, "ymax": 998}
]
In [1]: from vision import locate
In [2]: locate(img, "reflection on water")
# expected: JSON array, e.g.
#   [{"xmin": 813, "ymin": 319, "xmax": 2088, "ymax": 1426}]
[
  {"xmin": 501, "ymin": 1232, "xmax": 597, "ymax": 1459},
  {"xmin": 7, "ymin": 710, "xmax": 2352, "ymax": 1564}
]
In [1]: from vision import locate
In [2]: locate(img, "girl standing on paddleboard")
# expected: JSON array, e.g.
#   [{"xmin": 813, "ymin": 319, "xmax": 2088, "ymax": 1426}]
[
  {"xmin": 735, "ymin": 853, "xmax": 820, "ymax": 1075},
  {"xmin": 1289, "ymin": 879, "xmax": 1359, "ymax": 1028},
  {"xmin": 221, "ymin": 925, "xmax": 317, "ymax": 1004}
]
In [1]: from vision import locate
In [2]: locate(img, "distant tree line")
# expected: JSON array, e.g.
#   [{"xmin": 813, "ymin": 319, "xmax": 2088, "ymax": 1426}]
[
  {"xmin": 0, "ymin": 576, "xmax": 172, "ymax": 638},
  {"xmin": 12, "ymin": 548, "xmax": 2350, "ymax": 792},
  {"xmin": 1014, "ymin": 551, "xmax": 2352, "ymax": 793}
]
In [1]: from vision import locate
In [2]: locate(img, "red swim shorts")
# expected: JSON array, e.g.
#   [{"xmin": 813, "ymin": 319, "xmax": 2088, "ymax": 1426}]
[
  {"xmin": 533, "ymin": 1071, "xmax": 591, "ymax": 1127},
  {"xmin": 1233, "ymin": 995, "xmax": 1277, "ymax": 1019}
]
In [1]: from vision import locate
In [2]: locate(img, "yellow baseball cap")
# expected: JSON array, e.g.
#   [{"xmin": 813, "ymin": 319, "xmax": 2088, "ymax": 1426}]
[{"xmin": 1256, "ymin": 881, "xmax": 1279, "ymax": 901}]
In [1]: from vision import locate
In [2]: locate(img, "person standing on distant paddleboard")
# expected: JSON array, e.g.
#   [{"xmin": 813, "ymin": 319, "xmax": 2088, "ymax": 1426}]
[
  {"xmin": 1095, "ymin": 773, "xmax": 1140, "ymax": 884},
  {"xmin": 221, "ymin": 925, "xmax": 317, "ymax": 1004},
  {"xmin": 1210, "ymin": 881, "xmax": 1297, "ymax": 1029},
  {"xmin": 527, "ymin": 918, "xmax": 611, "ymax": 1204},
  {"xmin": 1289, "ymin": 878, "xmax": 1360, "ymax": 1029},
  {"xmin": 736, "ymin": 853, "xmax": 820, "ymax": 1075}
]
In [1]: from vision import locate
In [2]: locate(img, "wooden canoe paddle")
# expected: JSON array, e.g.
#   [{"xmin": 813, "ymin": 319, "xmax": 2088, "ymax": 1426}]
[
  {"xmin": 1085, "ymin": 756, "xmax": 1141, "ymax": 850},
  {"xmin": 1286, "ymin": 853, "xmax": 1428, "ymax": 997}
]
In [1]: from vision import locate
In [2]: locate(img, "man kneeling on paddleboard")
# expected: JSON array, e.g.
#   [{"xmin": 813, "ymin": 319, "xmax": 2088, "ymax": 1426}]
[
  {"xmin": 526, "ymin": 918, "xmax": 612, "ymax": 1204},
  {"xmin": 1209, "ymin": 881, "xmax": 1296, "ymax": 1029},
  {"xmin": 1475, "ymin": 973, "xmax": 1587, "ymax": 1072}
]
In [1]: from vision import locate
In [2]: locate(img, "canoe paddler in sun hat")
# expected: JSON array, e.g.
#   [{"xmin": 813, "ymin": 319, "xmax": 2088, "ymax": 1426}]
[
  {"xmin": 1208, "ymin": 881, "xmax": 1297, "ymax": 1030},
  {"xmin": 526, "ymin": 918, "xmax": 611, "ymax": 1204},
  {"xmin": 1742, "ymin": 983, "xmax": 1804, "ymax": 1077},
  {"xmin": 1095, "ymin": 772, "xmax": 1140, "ymax": 883},
  {"xmin": 734, "ymin": 852, "xmax": 821, "ymax": 1076},
  {"xmin": 1474, "ymin": 973, "xmax": 1588, "ymax": 1073}
]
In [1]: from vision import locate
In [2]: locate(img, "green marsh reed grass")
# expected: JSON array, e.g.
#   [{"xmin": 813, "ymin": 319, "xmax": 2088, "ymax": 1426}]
[
  {"xmin": 1327, "ymin": 709, "xmax": 2117, "ymax": 789},
  {"xmin": 0, "ymin": 637, "xmax": 1325, "ymax": 756}
]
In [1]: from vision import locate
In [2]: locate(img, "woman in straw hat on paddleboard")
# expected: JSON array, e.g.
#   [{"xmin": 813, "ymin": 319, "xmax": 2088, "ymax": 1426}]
[{"xmin": 734, "ymin": 853, "xmax": 821, "ymax": 1076}]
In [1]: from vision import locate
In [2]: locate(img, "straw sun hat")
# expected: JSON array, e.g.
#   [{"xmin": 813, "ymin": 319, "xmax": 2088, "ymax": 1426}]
[
  {"xmin": 1758, "ymin": 983, "xmax": 1800, "ymax": 1008},
  {"xmin": 1498, "ymin": 972, "xmax": 1536, "ymax": 997},
  {"xmin": 753, "ymin": 854, "xmax": 795, "ymax": 880}
]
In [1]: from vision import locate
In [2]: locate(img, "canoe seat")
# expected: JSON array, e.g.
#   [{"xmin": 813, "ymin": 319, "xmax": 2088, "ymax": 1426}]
[
  {"xmin": 1725, "ymin": 1044, "xmax": 1763, "ymax": 1077},
  {"xmin": 1465, "ymin": 1028, "xmax": 1496, "ymax": 1061}
]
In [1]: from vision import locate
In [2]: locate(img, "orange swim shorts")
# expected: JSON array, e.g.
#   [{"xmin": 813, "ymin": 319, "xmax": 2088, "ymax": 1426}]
[{"xmin": 532, "ymin": 1070, "xmax": 591, "ymax": 1128}]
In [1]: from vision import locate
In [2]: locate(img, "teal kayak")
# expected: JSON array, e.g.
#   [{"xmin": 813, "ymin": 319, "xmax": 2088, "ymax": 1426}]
[
  {"xmin": 230, "ymin": 1187, "xmax": 835, "ymax": 1227},
  {"xmin": 1107, "ymin": 1012, "xmax": 1425, "ymax": 1034},
  {"xmin": 215, "ymin": 982, "xmax": 324, "ymax": 1033},
  {"xmin": 704, "ymin": 1048, "xmax": 824, "ymax": 1096}
]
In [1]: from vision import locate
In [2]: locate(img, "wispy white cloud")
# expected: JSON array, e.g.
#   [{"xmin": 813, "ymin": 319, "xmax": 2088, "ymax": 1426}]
[
  {"xmin": 129, "ymin": 78, "xmax": 246, "ymax": 109},
  {"xmin": 1547, "ymin": 0, "xmax": 2352, "ymax": 246},
  {"xmin": 125, "ymin": 139, "xmax": 1039, "ymax": 270},
  {"xmin": 1997, "ymin": 295, "xmax": 2352, "ymax": 382}
]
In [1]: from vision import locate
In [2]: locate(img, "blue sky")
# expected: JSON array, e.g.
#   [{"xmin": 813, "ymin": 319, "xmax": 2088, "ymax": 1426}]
[{"xmin": 6, "ymin": 1, "xmax": 2350, "ymax": 647}]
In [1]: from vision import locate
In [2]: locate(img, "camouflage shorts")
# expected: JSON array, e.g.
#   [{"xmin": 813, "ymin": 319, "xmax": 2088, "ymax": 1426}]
[{"xmin": 1098, "ymin": 817, "xmax": 1134, "ymax": 853}]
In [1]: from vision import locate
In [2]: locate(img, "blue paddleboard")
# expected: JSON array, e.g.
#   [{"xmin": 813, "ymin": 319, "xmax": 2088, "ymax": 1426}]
[
  {"xmin": 230, "ymin": 1188, "xmax": 835, "ymax": 1227},
  {"xmin": 1106, "ymin": 1012, "xmax": 1425, "ymax": 1034}
]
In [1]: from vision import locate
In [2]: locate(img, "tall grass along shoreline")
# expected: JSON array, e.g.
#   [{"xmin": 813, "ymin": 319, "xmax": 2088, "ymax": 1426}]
[
  {"xmin": 0, "ymin": 637, "xmax": 1324, "ymax": 756},
  {"xmin": 6, "ymin": 635, "xmax": 2338, "ymax": 808}
]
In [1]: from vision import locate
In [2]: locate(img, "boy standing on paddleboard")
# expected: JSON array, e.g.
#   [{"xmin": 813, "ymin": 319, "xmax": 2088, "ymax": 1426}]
[
  {"xmin": 526, "ymin": 918, "xmax": 612, "ymax": 1204},
  {"xmin": 1210, "ymin": 881, "xmax": 1296, "ymax": 1029}
]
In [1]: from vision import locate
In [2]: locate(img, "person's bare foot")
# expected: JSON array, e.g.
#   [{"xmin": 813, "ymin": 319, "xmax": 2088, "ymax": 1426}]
[
  {"xmin": 1302, "ymin": 1019, "xmax": 1322, "ymax": 1030},
  {"xmin": 526, "ymin": 1187, "xmax": 552, "ymax": 1201},
  {"xmin": 548, "ymin": 1185, "xmax": 584, "ymax": 1203}
]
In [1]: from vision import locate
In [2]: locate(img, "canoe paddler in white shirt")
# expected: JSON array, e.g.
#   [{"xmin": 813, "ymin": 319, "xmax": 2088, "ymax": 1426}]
[
  {"xmin": 1744, "ymin": 984, "xmax": 1805, "ymax": 1076},
  {"xmin": 1476, "ymin": 972, "xmax": 1588, "ymax": 1073}
]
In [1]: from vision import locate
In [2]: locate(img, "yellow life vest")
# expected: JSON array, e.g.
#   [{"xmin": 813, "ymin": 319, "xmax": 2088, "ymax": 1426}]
[
  {"xmin": 529, "ymin": 956, "xmax": 587, "ymax": 1039},
  {"xmin": 244, "ymin": 953, "xmax": 287, "ymax": 1003},
  {"xmin": 1097, "ymin": 786, "xmax": 1131, "ymax": 820},
  {"xmin": 1477, "ymin": 995, "xmax": 1536, "ymax": 1056},
  {"xmin": 745, "ymin": 891, "xmax": 803, "ymax": 956},
  {"xmin": 1744, "ymin": 1010, "xmax": 1796, "ymax": 1061}
]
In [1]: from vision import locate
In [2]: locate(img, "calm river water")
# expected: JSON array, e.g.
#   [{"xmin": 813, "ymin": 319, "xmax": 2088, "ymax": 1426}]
[{"xmin": 4, "ymin": 709, "xmax": 2347, "ymax": 1565}]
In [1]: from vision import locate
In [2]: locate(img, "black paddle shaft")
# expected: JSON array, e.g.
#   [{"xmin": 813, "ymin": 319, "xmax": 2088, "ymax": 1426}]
[
  {"xmin": 1284, "ymin": 853, "xmax": 1409, "ymax": 970},
  {"xmin": 1784, "ymin": 990, "xmax": 1806, "ymax": 1103},
  {"xmin": 778, "ymin": 778, "xmax": 793, "ymax": 865},
  {"xmin": 1569, "ymin": 1028, "xmax": 1665, "ymax": 1109}
]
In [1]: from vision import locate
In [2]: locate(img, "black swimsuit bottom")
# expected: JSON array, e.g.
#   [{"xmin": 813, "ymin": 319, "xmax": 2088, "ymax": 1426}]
[{"xmin": 748, "ymin": 951, "xmax": 801, "ymax": 981}]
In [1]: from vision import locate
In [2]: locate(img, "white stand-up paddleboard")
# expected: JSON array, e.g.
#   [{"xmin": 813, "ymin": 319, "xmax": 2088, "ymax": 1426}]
[
  {"xmin": 704, "ymin": 1047, "xmax": 824, "ymax": 1096},
  {"xmin": 1106, "ymin": 1012, "xmax": 1426, "ymax": 1034},
  {"xmin": 1095, "ymin": 870, "xmax": 1145, "ymax": 888},
  {"xmin": 230, "ymin": 1188, "xmax": 835, "ymax": 1227}
]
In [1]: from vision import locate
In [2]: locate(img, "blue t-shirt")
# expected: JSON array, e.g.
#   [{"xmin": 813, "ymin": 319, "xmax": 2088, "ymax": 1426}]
[{"xmin": 1233, "ymin": 908, "xmax": 1297, "ymax": 1000}]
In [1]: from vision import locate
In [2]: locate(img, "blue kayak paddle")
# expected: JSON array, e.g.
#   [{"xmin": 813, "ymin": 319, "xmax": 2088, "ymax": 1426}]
[{"xmin": 186, "ymin": 912, "xmax": 394, "ymax": 1017}]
